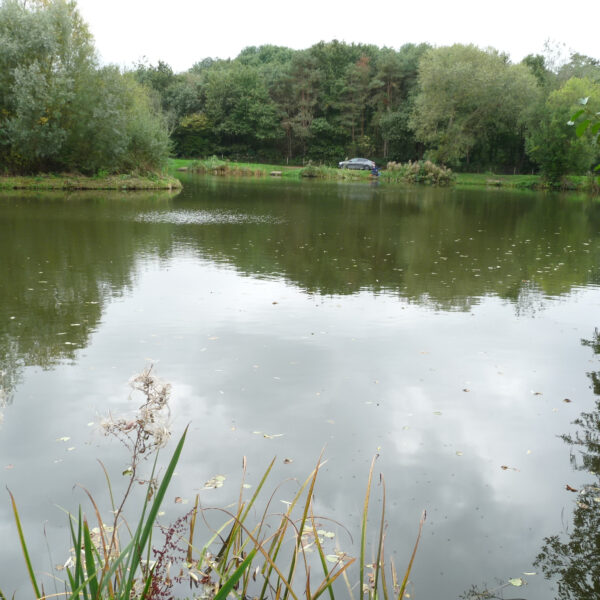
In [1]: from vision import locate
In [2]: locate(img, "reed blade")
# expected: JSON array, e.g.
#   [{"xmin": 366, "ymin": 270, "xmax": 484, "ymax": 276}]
[
  {"xmin": 8, "ymin": 489, "xmax": 42, "ymax": 599},
  {"xmin": 360, "ymin": 457, "xmax": 377, "ymax": 600},
  {"xmin": 213, "ymin": 548, "xmax": 258, "ymax": 600},
  {"xmin": 397, "ymin": 510, "xmax": 426, "ymax": 600}
]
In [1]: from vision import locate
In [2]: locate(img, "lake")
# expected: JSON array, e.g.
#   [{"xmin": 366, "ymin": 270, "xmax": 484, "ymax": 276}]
[{"xmin": 1, "ymin": 175, "xmax": 600, "ymax": 599}]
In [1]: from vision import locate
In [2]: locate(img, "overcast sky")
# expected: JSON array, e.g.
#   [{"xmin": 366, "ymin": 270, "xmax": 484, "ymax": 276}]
[{"xmin": 75, "ymin": 0, "xmax": 597, "ymax": 73}]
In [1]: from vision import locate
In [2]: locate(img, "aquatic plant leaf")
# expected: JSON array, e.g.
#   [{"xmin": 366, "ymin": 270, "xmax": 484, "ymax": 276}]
[{"xmin": 508, "ymin": 577, "xmax": 524, "ymax": 586}]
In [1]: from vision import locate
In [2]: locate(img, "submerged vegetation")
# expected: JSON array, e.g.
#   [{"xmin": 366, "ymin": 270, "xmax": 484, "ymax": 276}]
[{"xmin": 4, "ymin": 367, "xmax": 426, "ymax": 600}]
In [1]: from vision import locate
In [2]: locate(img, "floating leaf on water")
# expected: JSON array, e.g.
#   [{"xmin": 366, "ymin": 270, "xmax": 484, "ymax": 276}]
[
  {"xmin": 122, "ymin": 467, "xmax": 133, "ymax": 476},
  {"xmin": 456, "ymin": 451, "xmax": 463, "ymax": 456},
  {"xmin": 500, "ymin": 465, "xmax": 519, "ymax": 471},
  {"xmin": 175, "ymin": 496, "xmax": 183, "ymax": 503},
  {"xmin": 263, "ymin": 433, "xmax": 283, "ymax": 439},
  {"xmin": 283, "ymin": 458, "xmax": 293, "ymax": 464},
  {"xmin": 325, "ymin": 555, "xmax": 339, "ymax": 563},
  {"xmin": 462, "ymin": 388, "xmax": 470, "ymax": 392},
  {"xmin": 243, "ymin": 483, "xmax": 252, "ymax": 489},
  {"xmin": 531, "ymin": 391, "xmax": 542, "ymax": 396},
  {"xmin": 281, "ymin": 500, "xmax": 291, "ymax": 505},
  {"xmin": 508, "ymin": 578, "xmax": 524, "ymax": 587},
  {"xmin": 56, "ymin": 437, "xmax": 70, "ymax": 442},
  {"xmin": 204, "ymin": 474, "xmax": 226, "ymax": 489},
  {"xmin": 523, "ymin": 572, "xmax": 536, "ymax": 576},
  {"xmin": 433, "ymin": 411, "xmax": 442, "ymax": 416},
  {"xmin": 565, "ymin": 484, "xmax": 578, "ymax": 492},
  {"xmin": 317, "ymin": 530, "xmax": 335, "ymax": 538},
  {"xmin": 563, "ymin": 398, "xmax": 572, "ymax": 403},
  {"xmin": 67, "ymin": 447, "xmax": 75, "ymax": 452}
]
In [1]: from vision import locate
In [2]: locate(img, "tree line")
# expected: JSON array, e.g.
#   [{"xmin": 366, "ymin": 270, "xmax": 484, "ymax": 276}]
[{"xmin": 1, "ymin": 0, "xmax": 599, "ymax": 181}]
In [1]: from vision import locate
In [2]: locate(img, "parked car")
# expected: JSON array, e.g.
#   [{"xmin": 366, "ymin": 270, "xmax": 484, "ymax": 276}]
[{"xmin": 338, "ymin": 157, "xmax": 376, "ymax": 170}]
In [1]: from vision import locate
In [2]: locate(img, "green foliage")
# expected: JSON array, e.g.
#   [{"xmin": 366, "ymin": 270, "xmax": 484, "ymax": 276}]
[
  {"xmin": 525, "ymin": 78, "xmax": 600, "ymax": 182},
  {"xmin": 0, "ymin": 0, "xmax": 170, "ymax": 175},
  {"xmin": 410, "ymin": 44, "xmax": 541, "ymax": 169},
  {"xmin": 384, "ymin": 160, "xmax": 454, "ymax": 185}
]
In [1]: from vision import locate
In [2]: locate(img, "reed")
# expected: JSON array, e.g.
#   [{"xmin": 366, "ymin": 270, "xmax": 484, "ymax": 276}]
[{"xmin": 3, "ymin": 368, "xmax": 425, "ymax": 600}]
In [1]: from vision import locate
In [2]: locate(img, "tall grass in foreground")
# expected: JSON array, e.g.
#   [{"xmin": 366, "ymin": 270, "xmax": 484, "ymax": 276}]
[{"xmin": 4, "ymin": 367, "xmax": 425, "ymax": 600}]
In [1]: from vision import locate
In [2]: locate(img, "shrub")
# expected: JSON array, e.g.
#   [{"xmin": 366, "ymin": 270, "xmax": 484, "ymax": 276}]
[{"xmin": 384, "ymin": 160, "xmax": 455, "ymax": 185}]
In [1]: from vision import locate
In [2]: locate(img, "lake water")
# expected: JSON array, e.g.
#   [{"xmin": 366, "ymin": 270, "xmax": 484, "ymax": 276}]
[{"xmin": 1, "ymin": 176, "xmax": 600, "ymax": 599}]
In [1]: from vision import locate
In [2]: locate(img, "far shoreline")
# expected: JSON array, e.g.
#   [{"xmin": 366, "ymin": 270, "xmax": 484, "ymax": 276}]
[{"xmin": 0, "ymin": 173, "xmax": 182, "ymax": 191}]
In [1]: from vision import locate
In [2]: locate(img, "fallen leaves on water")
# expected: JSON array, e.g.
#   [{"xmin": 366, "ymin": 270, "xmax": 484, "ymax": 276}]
[
  {"xmin": 253, "ymin": 431, "xmax": 283, "ymax": 439},
  {"xmin": 204, "ymin": 474, "xmax": 226, "ymax": 489},
  {"xmin": 565, "ymin": 484, "xmax": 578, "ymax": 492},
  {"xmin": 283, "ymin": 458, "xmax": 293, "ymax": 464},
  {"xmin": 462, "ymin": 388, "xmax": 470, "ymax": 392},
  {"xmin": 531, "ymin": 391, "xmax": 542, "ymax": 396},
  {"xmin": 501, "ymin": 465, "xmax": 520, "ymax": 471},
  {"xmin": 56, "ymin": 436, "xmax": 70, "ymax": 442},
  {"xmin": 508, "ymin": 577, "xmax": 524, "ymax": 587},
  {"xmin": 563, "ymin": 398, "xmax": 572, "ymax": 403}
]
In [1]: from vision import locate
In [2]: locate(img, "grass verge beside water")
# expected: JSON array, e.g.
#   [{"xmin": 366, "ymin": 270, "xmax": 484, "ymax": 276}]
[
  {"xmin": 0, "ymin": 173, "xmax": 182, "ymax": 191},
  {"xmin": 171, "ymin": 158, "xmax": 599, "ymax": 191}
]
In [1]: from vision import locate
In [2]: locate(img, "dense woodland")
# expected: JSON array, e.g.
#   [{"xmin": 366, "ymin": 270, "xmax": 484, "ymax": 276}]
[{"xmin": 1, "ymin": 0, "xmax": 599, "ymax": 181}]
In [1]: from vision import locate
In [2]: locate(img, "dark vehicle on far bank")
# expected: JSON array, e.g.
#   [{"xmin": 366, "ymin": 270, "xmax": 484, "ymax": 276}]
[{"xmin": 338, "ymin": 157, "xmax": 376, "ymax": 170}]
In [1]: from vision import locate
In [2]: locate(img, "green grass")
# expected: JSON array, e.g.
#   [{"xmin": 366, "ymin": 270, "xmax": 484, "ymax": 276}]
[
  {"xmin": 171, "ymin": 158, "xmax": 599, "ymax": 193},
  {"xmin": 454, "ymin": 172, "xmax": 598, "ymax": 191},
  {"xmin": 0, "ymin": 173, "xmax": 182, "ymax": 190},
  {"xmin": 169, "ymin": 158, "xmax": 373, "ymax": 181}
]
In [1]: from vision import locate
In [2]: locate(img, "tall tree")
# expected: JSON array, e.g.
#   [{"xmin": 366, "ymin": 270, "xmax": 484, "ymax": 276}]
[
  {"xmin": 525, "ymin": 77, "xmax": 600, "ymax": 181},
  {"xmin": 410, "ymin": 44, "xmax": 540, "ymax": 169}
]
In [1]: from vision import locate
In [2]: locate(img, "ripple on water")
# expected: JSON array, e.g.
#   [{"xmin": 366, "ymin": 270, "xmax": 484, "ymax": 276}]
[{"xmin": 135, "ymin": 210, "xmax": 285, "ymax": 225}]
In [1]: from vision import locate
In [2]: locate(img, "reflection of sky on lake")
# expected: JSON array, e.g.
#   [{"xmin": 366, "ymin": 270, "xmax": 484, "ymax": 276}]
[{"xmin": 1, "ymin": 182, "xmax": 600, "ymax": 598}]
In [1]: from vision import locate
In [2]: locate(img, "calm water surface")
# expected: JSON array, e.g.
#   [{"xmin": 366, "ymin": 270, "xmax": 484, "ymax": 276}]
[{"xmin": 1, "ymin": 176, "xmax": 600, "ymax": 598}]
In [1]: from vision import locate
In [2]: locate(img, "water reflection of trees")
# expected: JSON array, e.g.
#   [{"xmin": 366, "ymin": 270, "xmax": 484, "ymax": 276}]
[
  {"xmin": 535, "ymin": 329, "xmax": 600, "ymax": 599},
  {"xmin": 0, "ymin": 192, "xmax": 176, "ymax": 403},
  {"xmin": 175, "ymin": 182, "xmax": 600, "ymax": 312},
  {"xmin": 2, "ymin": 183, "xmax": 600, "ymax": 409}
]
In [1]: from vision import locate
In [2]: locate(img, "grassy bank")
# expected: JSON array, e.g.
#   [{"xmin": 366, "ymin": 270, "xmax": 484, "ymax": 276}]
[
  {"xmin": 0, "ymin": 173, "xmax": 182, "ymax": 191},
  {"xmin": 171, "ymin": 158, "xmax": 599, "ymax": 192},
  {"xmin": 454, "ymin": 172, "xmax": 599, "ymax": 192},
  {"xmin": 171, "ymin": 157, "xmax": 372, "ymax": 181}
]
